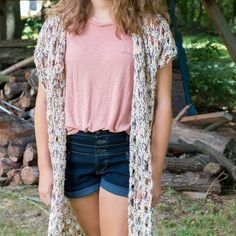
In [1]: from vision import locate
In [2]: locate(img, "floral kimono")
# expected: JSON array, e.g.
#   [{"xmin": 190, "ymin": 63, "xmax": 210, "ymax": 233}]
[{"xmin": 34, "ymin": 13, "xmax": 177, "ymax": 236}]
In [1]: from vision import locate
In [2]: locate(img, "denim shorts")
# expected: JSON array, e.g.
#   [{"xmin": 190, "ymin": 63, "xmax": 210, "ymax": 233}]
[{"xmin": 64, "ymin": 130, "xmax": 130, "ymax": 198}]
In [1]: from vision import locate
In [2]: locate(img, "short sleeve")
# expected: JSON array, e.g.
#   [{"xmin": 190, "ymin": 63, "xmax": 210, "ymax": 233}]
[
  {"xmin": 156, "ymin": 17, "xmax": 178, "ymax": 69},
  {"xmin": 33, "ymin": 18, "xmax": 50, "ymax": 90}
]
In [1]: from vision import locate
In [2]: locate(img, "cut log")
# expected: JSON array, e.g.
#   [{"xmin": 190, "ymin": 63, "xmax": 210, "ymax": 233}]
[
  {"xmin": 24, "ymin": 70, "xmax": 31, "ymax": 81},
  {"xmin": 0, "ymin": 89, "xmax": 6, "ymax": 99},
  {"xmin": 180, "ymin": 111, "xmax": 233, "ymax": 126},
  {"xmin": 7, "ymin": 169, "xmax": 23, "ymax": 186},
  {"xmin": 194, "ymin": 140, "xmax": 236, "ymax": 181},
  {"xmin": 164, "ymin": 154, "xmax": 217, "ymax": 173},
  {"xmin": 0, "ymin": 157, "xmax": 21, "ymax": 176},
  {"xmin": 0, "ymin": 74, "xmax": 26, "ymax": 84},
  {"xmin": 9, "ymin": 75, "xmax": 27, "ymax": 83},
  {"xmin": 28, "ymin": 68, "xmax": 40, "ymax": 89},
  {"xmin": 7, "ymin": 143, "xmax": 24, "ymax": 162},
  {"xmin": 19, "ymin": 90, "xmax": 36, "ymax": 109},
  {"xmin": 23, "ymin": 143, "xmax": 37, "ymax": 167},
  {"xmin": 21, "ymin": 166, "xmax": 39, "ymax": 185},
  {"xmin": 9, "ymin": 68, "xmax": 30, "ymax": 78},
  {"xmin": 10, "ymin": 101, "xmax": 26, "ymax": 116},
  {"xmin": 161, "ymin": 171, "xmax": 221, "ymax": 194},
  {"xmin": 204, "ymin": 162, "xmax": 222, "ymax": 176},
  {"xmin": 8, "ymin": 135, "xmax": 35, "ymax": 162},
  {"xmin": 4, "ymin": 81, "xmax": 30, "ymax": 99},
  {"xmin": 215, "ymin": 126, "xmax": 236, "ymax": 140}
]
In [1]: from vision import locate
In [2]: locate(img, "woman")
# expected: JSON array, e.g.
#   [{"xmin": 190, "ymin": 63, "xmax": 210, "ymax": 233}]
[{"xmin": 34, "ymin": 0, "xmax": 177, "ymax": 235}]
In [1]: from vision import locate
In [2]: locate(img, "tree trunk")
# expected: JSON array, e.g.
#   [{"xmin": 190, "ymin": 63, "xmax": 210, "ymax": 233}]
[
  {"xmin": 0, "ymin": 0, "xmax": 6, "ymax": 40},
  {"xmin": 5, "ymin": 0, "xmax": 22, "ymax": 40}
]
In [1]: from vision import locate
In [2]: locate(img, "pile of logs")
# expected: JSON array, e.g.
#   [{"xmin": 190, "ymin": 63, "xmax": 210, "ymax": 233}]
[
  {"xmin": 0, "ymin": 68, "xmax": 38, "ymax": 120},
  {"xmin": 0, "ymin": 110, "xmax": 38, "ymax": 186},
  {"xmin": 0, "ymin": 56, "xmax": 39, "ymax": 186},
  {"xmin": 162, "ymin": 120, "xmax": 236, "ymax": 194}
]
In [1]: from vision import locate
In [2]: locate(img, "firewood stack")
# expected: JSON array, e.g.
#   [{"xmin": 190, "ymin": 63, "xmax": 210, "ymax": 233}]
[
  {"xmin": 0, "ymin": 110, "xmax": 39, "ymax": 186},
  {"xmin": 0, "ymin": 65, "xmax": 40, "ymax": 187},
  {"xmin": 162, "ymin": 120, "xmax": 236, "ymax": 195},
  {"xmin": 0, "ymin": 68, "xmax": 38, "ymax": 120}
]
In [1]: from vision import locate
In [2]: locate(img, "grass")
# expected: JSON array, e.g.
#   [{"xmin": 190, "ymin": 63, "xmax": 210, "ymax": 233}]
[
  {"xmin": 0, "ymin": 185, "xmax": 235, "ymax": 236},
  {"xmin": 0, "ymin": 185, "xmax": 48, "ymax": 236},
  {"xmin": 155, "ymin": 187, "xmax": 236, "ymax": 236}
]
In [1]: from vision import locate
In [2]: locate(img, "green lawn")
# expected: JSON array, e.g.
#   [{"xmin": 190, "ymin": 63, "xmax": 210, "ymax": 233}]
[
  {"xmin": 156, "ymin": 187, "xmax": 236, "ymax": 236},
  {"xmin": 0, "ymin": 186, "xmax": 235, "ymax": 236},
  {"xmin": 0, "ymin": 186, "xmax": 48, "ymax": 236}
]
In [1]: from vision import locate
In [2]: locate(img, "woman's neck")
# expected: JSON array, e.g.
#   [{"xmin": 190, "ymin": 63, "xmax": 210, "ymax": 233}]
[{"xmin": 89, "ymin": 0, "xmax": 113, "ymax": 23}]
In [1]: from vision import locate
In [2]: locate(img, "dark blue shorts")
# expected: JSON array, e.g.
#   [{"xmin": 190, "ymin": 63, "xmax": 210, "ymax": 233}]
[{"xmin": 64, "ymin": 130, "xmax": 130, "ymax": 198}]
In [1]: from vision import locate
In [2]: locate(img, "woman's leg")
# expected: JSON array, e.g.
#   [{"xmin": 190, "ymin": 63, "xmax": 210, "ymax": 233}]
[
  {"xmin": 69, "ymin": 191, "xmax": 101, "ymax": 236},
  {"xmin": 98, "ymin": 131, "xmax": 130, "ymax": 236},
  {"xmin": 64, "ymin": 131, "xmax": 102, "ymax": 235},
  {"xmin": 65, "ymin": 130, "xmax": 129, "ymax": 235},
  {"xmin": 99, "ymin": 187, "xmax": 128, "ymax": 236}
]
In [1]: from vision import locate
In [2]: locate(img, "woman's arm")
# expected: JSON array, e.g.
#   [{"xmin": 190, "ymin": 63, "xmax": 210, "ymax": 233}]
[
  {"xmin": 34, "ymin": 81, "xmax": 51, "ymax": 168},
  {"xmin": 151, "ymin": 59, "xmax": 173, "ymax": 207},
  {"xmin": 34, "ymin": 81, "xmax": 53, "ymax": 207}
]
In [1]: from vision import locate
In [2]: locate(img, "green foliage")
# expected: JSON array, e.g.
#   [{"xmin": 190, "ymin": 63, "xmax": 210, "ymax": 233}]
[
  {"xmin": 21, "ymin": 17, "xmax": 44, "ymax": 40},
  {"xmin": 183, "ymin": 36, "xmax": 236, "ymax": 113},
  {"xmin": 175, "ymin": 0, "xmax": 236, "ymax": 34}
]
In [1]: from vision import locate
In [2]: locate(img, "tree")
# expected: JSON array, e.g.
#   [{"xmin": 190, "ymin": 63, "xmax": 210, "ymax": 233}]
[{"xmin": 0, "ymin": 0, "xmax": 22, "ymax": 40}]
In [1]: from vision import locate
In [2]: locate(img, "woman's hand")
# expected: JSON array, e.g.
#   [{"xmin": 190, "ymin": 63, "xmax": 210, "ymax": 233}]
[{"xmin": 38, "ymin": 166, "xmax": 53, "ymax": 208}]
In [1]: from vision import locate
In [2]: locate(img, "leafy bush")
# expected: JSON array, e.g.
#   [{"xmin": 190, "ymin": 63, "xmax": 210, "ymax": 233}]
[
  {"xmin": 183, "ymin": 36, "xmax": 236, "ymax": 113},
  {"xmin": 21, "ymin": 16, "xmax": 44, "ymax": 40}
]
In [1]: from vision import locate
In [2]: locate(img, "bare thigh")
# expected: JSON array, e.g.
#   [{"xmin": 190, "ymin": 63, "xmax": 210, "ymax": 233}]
[
  {"xmin": 69, "ymin": 191, "xmax": 101, "ymax": 236},
  {"xmin": 99, "ymin": 186, "xmax": 128, "ymax": 236}
]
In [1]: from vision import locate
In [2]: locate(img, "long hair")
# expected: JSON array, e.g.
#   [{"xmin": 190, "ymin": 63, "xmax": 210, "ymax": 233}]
[{"xmin": 45, "ymin": 0, "xmax": 169, "ymax": 38}]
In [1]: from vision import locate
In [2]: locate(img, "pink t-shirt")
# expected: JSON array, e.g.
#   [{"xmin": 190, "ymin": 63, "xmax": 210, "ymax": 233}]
[{"xmin": 65, "ymin": 18, "xmax": 134, "ymax": 135}]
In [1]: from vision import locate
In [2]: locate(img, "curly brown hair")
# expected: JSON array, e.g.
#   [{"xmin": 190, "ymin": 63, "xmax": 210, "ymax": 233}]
[{"xmin": 45, "ymin": 0, "xmax": 169, "ymax": 38}]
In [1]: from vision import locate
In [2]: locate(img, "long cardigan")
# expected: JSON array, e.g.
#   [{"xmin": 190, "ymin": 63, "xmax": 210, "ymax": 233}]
[{"xmin": 33, "ymin": 13, "xmax": 177, "ymax": 236}]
